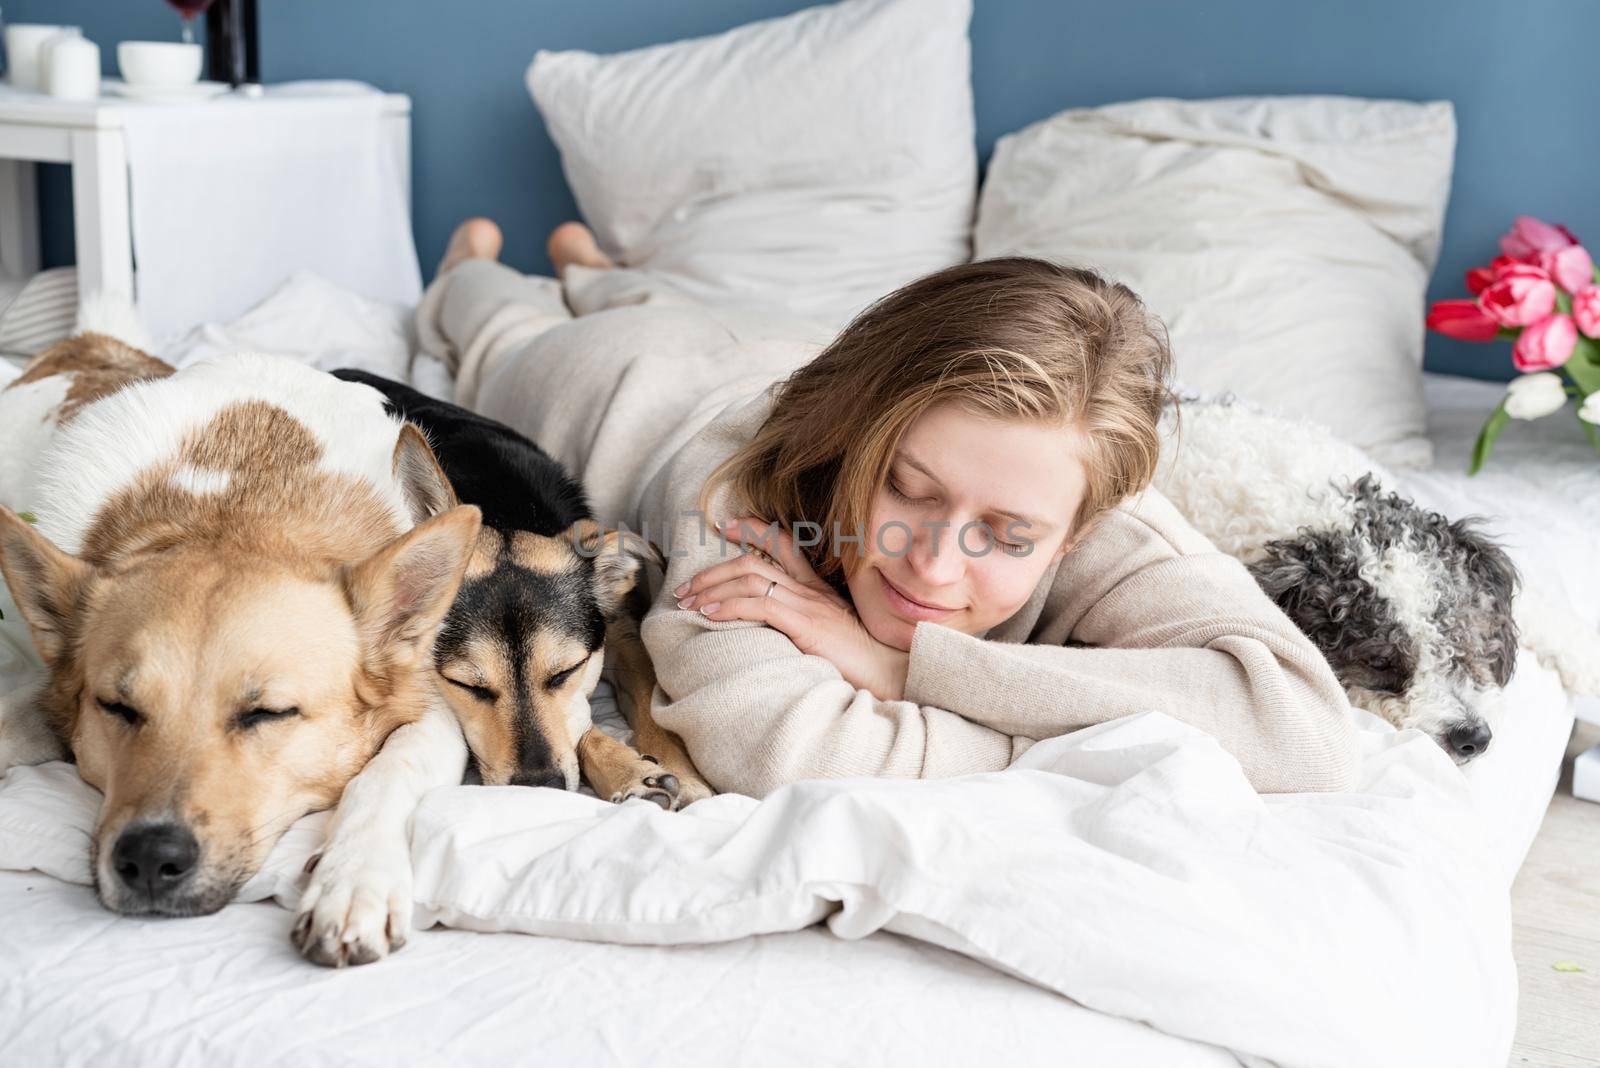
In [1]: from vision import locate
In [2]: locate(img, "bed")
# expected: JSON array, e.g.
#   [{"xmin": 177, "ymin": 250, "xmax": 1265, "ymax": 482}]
[
  {"xmin": 1, "ymin": 3, "xmax": 1594, "ymax": 1058},
  {"xmin": 0, "ymin": 316, "xmax": 1589, "ymax": 1065}
]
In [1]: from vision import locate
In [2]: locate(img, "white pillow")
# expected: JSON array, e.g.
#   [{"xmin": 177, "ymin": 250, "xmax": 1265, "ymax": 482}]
[
  {"xmin": 975, "ymin": 96, "xmax": 1456, "ymax": 468},
  {"xmin": 528, "ymin": 0, "xmax": 976, "ymax": 329}
]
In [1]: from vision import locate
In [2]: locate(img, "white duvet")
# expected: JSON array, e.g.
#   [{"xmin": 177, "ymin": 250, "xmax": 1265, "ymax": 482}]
[{"xmin": 0, "ymin": 708, "xmax": 1515, "ymax": 1068}]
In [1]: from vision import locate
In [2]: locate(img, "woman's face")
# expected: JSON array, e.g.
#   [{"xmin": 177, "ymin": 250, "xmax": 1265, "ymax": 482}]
[{"xmin": 844, "ymin": 403, "xmax": 1091, "ymax": 651}]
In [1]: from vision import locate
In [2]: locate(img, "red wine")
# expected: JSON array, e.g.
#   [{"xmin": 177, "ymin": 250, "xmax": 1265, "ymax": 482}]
[{"xmin": 166, "ymin": 0, "xmax": 214, "ymax": 17}]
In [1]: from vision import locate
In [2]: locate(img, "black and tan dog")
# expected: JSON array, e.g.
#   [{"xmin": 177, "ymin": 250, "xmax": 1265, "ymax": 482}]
[{"xmin": 333, "ymin": 370, "xmax": 710, "ymax": 809}]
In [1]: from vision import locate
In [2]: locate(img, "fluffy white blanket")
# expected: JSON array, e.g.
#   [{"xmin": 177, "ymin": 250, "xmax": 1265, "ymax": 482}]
[{"xmin": 0, "ymin": 711, "xmax": 1512, "ymax": 1068}]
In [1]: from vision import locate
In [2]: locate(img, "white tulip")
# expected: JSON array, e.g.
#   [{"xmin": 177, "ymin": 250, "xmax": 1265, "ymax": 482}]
[
  {"xmin": 1503, "ymin": 373, "xmax": 1567, "ymax": 420},
  {"xmin": 1579, "ymin": 392, "xmax": 1600, "ymax": 425}
]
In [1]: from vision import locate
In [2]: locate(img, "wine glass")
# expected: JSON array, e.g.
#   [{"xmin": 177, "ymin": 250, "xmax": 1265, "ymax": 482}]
[{"xmin": 165, "ymin": 0, "xmax": 215, "ymax": 45}]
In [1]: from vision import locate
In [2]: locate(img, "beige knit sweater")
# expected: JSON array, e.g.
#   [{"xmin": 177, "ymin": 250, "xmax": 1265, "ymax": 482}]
[{"xmin": 635, "ymin": 386, "xmax": 1360, "ymax": 798}]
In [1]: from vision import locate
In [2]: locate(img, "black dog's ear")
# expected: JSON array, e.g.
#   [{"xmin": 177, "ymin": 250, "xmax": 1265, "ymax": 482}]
[
  {"xmin": 1451, "ymin": 516, "xmax": 1521, "ymax": 687},
  {"xmin": 564, "ymin": 519, "xmax": 663, "ymax": 619},
  {"xmin": 1246, "ymin": 530, "xmax": 1364, "ymax": 654},
  {"xmin": 1248, "ymin": 550, "xmax": 1311, "ymax": 606}
]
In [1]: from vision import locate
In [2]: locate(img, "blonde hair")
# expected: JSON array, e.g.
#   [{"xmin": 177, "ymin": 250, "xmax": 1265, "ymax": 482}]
[{"xmin": 699, "ymin": 257, "xmax": 1174, "ymax": 590}]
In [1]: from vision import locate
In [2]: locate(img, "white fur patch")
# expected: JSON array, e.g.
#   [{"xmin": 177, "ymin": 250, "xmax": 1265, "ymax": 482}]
[
  {"xmin": 32, "ymin": 354, "xmax": 411, "ymax": 554},
  {"xmin": 1154, "ymin": 398, "xmax": 1382, "ymax": 562},
  {"xmin": 169, "ymin": 463, "xmax": 232, "ymax": 496}
]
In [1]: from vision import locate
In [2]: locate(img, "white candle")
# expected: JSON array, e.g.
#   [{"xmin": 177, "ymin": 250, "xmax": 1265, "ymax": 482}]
[
  {"xmin": 6, "ymin": 24, "xmax": 82, "ymax": 92},
  {"xmin": 44, "ymin": 36, "xmax": 99, "ymax": 101}
]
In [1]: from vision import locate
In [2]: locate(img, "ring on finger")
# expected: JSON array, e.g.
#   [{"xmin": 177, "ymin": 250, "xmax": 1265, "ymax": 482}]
[{"xmin": 764, "ymin": 579, "xmax": 778, "ymax": 599}]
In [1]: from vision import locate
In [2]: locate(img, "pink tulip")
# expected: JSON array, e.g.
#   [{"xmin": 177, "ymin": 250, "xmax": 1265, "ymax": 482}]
[
  {"xmin": 1479, "ymin": 263, "xmax": 1557, "ymax": 326},
  {"xmin": 1512, "ymin": 313, "xmax": 1577, "ymax": 372},
  {"xmin": 1573, "ymin": 285, "xmax": 1600, "ymax": 339},
  {"xmin": 1467, "ymin": 254, "xmax": 1538, "ymax": 294},
  {"xmin": 1540, "ymin": 245, "xmax": 1595, "ymax": 293},
  {"xmin": 1501, "ymin": 215, "xmax": 1579, "ymax": 259},
  {"xmin": 1427, "ymin": 299, "xmax": 1501, "ymax": 341}
]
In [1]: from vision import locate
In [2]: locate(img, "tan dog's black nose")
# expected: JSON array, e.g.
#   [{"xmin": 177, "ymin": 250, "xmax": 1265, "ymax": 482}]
[{"xmin": 113, "ymin": 823, "xmax": 199, "ymax": 896}]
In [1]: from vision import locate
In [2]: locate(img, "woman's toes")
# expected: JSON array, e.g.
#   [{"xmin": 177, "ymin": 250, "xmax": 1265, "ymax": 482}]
[
  {"xmin": 547, "ymin": 221, "xmax": 614, "ymax": 274},
  {"xmin": 437, "ymin": 217, "xmax": 503, "ymax": 275}
]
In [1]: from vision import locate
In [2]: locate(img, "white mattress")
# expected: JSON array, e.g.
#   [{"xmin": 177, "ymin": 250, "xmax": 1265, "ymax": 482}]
[{"xmin": 0, "ymin": 365, "xmax": 1589, "ymax": 1067}]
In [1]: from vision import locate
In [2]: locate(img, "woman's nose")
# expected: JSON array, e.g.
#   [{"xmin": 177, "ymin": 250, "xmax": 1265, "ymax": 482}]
[{"xmin": 905, "ymin": 520, "xmax": 967, "ymax": 586}]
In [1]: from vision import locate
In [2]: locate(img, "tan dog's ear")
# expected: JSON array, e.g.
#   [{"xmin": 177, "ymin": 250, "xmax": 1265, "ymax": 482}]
[
  {"xmin": 564, "ymin": 519, "xmax": 663, "ymax": 618},
  {"xmin": 393, "ymin": 423, "xmax": 457, "ymax": 524},
  {"xmin": 0, "ymin": 507, "xmax": 93, "ymax": 666},
  {"xmin": 346, "ymin": 505, "xmax": 481, "ymax": 667}
]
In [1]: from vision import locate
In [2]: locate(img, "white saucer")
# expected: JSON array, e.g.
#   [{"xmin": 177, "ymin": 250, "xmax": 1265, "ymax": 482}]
[{"xmin": 103, "ymin": 79, "xmax": 232, "ymax": 103}]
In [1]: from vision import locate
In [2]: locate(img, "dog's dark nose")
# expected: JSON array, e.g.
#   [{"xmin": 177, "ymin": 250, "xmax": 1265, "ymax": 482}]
[
  {"xmin": 509, "ymin": 768, "xmax": 567, "ymax": 790},
  {"xmin": 112, "ymin": 823, "xmax": 199, "ymax": 895},
  {"xmin": 1445, "ymin": 722, "xmax": 1493, "ymax": 760}
]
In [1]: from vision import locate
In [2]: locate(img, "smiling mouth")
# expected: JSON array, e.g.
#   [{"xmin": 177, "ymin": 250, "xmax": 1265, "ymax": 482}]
[{"xmin": 877, "ymin": 569, "xmax": 960, "ymax": 620}]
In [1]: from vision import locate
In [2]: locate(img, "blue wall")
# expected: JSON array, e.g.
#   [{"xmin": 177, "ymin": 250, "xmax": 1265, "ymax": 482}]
[{"xmin": 14, "ymin": 0, "xmax": 1599, "ymax": 380}]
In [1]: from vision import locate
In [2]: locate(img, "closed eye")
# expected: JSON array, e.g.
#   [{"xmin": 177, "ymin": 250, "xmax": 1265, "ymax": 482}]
[
  {"xmin": 445, "ymin": 677, "xmax": 499, "ymax": 703},
  {"xmin": 235, "ymin": 707, "xmax": 301, "ymax": 731},
  {"xmin": 546, "ymin": 655, "xmax": 590, "ymax": 690},
  {"xmin": 886, "ymin": 477, "xmax": 933, "ymax": 506},
  {"xmin": 98, "ymin": 698, "xmax": 143, "ymax": 727}
]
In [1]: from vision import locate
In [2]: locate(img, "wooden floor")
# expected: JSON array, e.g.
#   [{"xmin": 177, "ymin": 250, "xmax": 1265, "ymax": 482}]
[{"xmin": 1510, "ymin": 720, "xmax": 1600, "ymax": 1067}]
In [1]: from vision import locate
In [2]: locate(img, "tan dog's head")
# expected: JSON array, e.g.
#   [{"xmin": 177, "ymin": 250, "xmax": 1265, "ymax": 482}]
[
  {"xmin": 0, "ymin": 427, "xmax": 480, "ymax": 917},
  {"xmin": 433, "ymin": 519, "xmax": 656, "ymax": 788}
]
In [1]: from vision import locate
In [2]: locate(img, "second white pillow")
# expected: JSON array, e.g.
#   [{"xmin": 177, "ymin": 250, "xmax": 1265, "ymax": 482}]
[{"xmin": 975, "ymin": 96, "xmax": 1457, "ymax": 468}]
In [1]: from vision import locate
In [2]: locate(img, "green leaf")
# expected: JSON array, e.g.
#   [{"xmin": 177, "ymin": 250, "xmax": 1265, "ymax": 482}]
[
  {"xmin": 1581, "ymin": 409, "xmax": 1600, "ymax": 457},
  {"xmin": 1470, "ymin": 404, "xmax": 1511, "ymax": 476},
  {"xmin": 1565, "ymin": 336, "xmax": 1600, "ymax": 396},
  {"xmin": 1553, "ymin": 960, "xmax": 1585, "ymax": 973}
]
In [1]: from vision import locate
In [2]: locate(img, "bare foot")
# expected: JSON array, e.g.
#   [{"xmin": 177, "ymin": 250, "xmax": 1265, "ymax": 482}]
[
  {"xmin": 437, "ymin": 217, "xmax": 503, "ymax": 276},
  {"xmin": 547, "ymin": 221, "xmax": 614, "ymax": 275}
]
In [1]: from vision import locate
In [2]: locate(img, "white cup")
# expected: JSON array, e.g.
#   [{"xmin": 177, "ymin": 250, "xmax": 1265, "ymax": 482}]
[
  {"xmin": 116, "ymin": 41, "xmax": 202, "ymax": 89},
  {"xmin": 45, "ymin": 36, "xmax": 99, "ymax": 101},
  {"xmin": 6, "ymin": 24, "xmax": 82, "ymax": 92}
]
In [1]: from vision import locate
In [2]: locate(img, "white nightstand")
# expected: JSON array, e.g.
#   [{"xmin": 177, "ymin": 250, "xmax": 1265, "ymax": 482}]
[{"xmin": 0, "ymin": 83, "xmax": 410, "ymax": 304}]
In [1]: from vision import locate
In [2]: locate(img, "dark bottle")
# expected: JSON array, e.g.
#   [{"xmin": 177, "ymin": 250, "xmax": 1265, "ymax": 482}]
[{"xmin": 204, "ymin": 0, "xmax": 259, "ymax": 87}]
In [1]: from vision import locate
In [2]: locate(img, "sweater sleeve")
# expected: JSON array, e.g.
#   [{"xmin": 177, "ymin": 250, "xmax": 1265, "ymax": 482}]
[
  {"xmin": 639, "ymin": 480, "xmax": 1025, "ymax": 797},
  {"xmin": 643, "ymin": 604, "xmax": 1018, "ymax": 798},
  {"xmin": 901, "ymin": 496, "xmax": 1359, "ymax": 793}
]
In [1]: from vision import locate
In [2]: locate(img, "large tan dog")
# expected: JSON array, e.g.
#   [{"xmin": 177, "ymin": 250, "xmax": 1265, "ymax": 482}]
[{"xmin": 0, "ymin": 331, "xmax": 478, "ymax": 965}]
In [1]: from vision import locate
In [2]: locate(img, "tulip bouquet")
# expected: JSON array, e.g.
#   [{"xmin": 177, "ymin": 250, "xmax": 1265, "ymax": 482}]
[{"xmin": 1426, "ymin": 215, "xmax": 1600, "ymax": 473}]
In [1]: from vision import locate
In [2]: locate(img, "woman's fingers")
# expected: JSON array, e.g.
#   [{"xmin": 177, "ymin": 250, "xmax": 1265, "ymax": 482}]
[
  {"xmin": 680, "ymin": 571, "xmax": 826, "ymax": 611},
  {"xmin": 694, "ymin": 593, "xmax": 814, "ymax": 646},
  {"xmin": 674, "ymin": 552, "xmax": 788, "ymax": 603},
  {"xmin": 719, "ymin": 516, "xmax": 824, "ymax": 584}
]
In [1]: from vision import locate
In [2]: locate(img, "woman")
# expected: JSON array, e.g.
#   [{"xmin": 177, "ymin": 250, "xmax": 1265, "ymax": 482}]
[{"xmin": 417, "ymin": 219, "xmax": 1358, "ymax": 797}]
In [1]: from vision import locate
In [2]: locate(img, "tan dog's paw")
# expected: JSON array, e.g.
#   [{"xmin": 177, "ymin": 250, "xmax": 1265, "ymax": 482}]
[
  {"xmin": 608, "ymin": 754, "xmax": 679, "ymax": 810},
  {"xmin": 290, "ymin": 834, "xmax": 412, "ymax": 968},
  {"xmin": 606, "ymin": 754, "xmax": 713, "ymax": 811},
  {"xmin": 670, "ymin": 771, "xmax": 715, "ymax": 808}
]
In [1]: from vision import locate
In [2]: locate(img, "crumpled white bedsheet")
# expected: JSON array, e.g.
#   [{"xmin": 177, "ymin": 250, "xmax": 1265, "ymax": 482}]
[{"xmin": 0, "ymin": 710, "xmax": 1514, "ymax": 1068}]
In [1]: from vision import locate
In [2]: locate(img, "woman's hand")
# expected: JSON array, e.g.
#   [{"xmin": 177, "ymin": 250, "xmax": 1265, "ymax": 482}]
[{"xmin": 674, "ymin": 516, "xmax": 910, "ymax": 701}]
